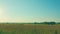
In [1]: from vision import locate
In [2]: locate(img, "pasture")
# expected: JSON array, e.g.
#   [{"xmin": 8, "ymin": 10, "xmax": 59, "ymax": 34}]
[{"xmin": 0, "ymin": 23, "xmax": 60, "ymax": 34}]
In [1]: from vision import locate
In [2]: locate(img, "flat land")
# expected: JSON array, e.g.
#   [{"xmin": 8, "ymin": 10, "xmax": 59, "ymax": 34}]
[{"xmin": 0, "ymin": 23, "xmax": 60, "ymax": 34}]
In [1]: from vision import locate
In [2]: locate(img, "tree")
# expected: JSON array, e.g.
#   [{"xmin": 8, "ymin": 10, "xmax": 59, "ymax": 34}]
[
  {"xmin": 43, "ymin": 22, "xmax": 56, "ymax": 25},
  {"xmin": 34, "ymin": 22, "xmax": 39, "ymax": 24},
  {"xmin": 49, "ymin": 22, "xmax": 56, "ymax": 25}
]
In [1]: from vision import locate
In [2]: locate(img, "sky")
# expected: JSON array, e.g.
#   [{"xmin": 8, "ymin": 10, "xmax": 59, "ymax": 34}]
[{"xmin": 0, "ymin": 0, "xmax": 60, "ymax": 22}]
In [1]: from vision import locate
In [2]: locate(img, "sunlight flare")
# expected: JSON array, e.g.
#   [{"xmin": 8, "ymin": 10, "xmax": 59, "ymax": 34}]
[{"xmin": 0, "ymin": 3, "xmax": 4, "ymax": 16}]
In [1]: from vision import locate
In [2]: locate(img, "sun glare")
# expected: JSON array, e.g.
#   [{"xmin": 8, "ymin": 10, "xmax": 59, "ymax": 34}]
[{"xmin": 0, "ymin": 4, "xmax": 4, "ymax": 16}]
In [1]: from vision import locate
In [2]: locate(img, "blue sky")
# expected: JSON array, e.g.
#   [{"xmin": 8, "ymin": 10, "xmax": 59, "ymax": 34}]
[{"xmin": 0, "ymin": 0, "xmax": 60, "ymax": 22}]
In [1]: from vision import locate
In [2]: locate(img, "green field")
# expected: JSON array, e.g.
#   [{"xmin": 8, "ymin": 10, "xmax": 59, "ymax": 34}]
[{"xmin": 0, "ymin": 23, "xmax": 60, "ymax": 34}]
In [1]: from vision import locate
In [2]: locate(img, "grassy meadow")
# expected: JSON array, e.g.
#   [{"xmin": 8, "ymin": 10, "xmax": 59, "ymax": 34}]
[{"xmin": 0, "ymin": 23, "xmax": 60, "ymax": 34}]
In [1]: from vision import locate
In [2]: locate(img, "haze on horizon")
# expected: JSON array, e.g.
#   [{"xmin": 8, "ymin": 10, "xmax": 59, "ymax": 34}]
[{"xmin": 0, "ymin": 0, "xmax": 60, "ymax": 22}]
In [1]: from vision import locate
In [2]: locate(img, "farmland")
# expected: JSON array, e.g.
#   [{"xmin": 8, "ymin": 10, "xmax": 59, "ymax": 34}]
[{"xmin": 0, "ymin": 23, "xmax": 60, "ymax": 34}]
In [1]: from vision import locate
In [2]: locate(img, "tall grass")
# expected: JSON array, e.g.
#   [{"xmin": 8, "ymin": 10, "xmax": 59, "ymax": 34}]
[{"xmin": 0, "ymin": 23, "xmax": 60, "ymax": 34}]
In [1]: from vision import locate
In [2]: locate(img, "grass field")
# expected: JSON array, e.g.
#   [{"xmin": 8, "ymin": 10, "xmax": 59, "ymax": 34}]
[{"xmin": 0, "ymin": 23, "xmax": 60, "ymax": 34}]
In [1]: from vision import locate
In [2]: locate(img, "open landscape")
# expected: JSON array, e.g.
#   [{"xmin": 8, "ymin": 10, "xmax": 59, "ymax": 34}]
[
  {"xmin": 0, "ymin": 0, "xmax": 60, "ymax": 34},
  {"xmin": 0, "ymin": 22, "xmax": 60, "ymax": 34}
]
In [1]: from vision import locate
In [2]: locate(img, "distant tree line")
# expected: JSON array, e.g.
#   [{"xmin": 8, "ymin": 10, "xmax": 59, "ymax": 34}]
[
  {"xmin": 43, "ymin": 22, "xmax": 56, "ymax": 25},
  {"xmin": 34, "ymin": 22, "xmax": 57, "ymax": 25}
]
